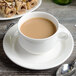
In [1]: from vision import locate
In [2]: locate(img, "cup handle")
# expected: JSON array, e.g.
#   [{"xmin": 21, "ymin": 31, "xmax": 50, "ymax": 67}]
[{"xmin": 57, "ymin": 32, "xmax": 68, "ymax": 40}]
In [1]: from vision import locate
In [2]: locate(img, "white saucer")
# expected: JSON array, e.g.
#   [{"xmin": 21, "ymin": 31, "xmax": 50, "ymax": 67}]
[{"xmin": 3, "ymin": 23, "xmax": 74, "ymax": 70}]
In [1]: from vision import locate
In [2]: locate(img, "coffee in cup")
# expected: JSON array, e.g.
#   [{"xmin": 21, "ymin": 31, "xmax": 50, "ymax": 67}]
[{"xmin": 20, "ymin": 17, "xmax": 57, "ymax": 39}]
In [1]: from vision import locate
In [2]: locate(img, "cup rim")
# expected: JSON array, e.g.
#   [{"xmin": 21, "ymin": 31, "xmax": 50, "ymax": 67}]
[{"xmin": 18, "ymin": 11, "xmax": 59, "ymax": 41}]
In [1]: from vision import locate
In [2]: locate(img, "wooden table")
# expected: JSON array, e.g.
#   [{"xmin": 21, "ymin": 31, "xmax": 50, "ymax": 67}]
[{"xmin": 0, "ymin": 0, "xmax": 76, "ymax": 76}]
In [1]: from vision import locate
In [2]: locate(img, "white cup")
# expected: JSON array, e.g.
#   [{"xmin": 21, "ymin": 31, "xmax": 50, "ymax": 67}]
[{"xmin": 18, "ymin": 11, "xmax": 68, "ymax": 54}]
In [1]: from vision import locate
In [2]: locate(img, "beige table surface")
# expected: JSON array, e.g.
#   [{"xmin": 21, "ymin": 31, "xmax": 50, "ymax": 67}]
[{"xmin": 0, "ymin": 0, "xmax": 76, "ymax": 76}]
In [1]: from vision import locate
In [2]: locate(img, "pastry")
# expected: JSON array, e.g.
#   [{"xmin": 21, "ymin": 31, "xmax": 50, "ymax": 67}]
[
  {"xmin": 0, "ymin": 0, "xmax": 37, "ymax": 17},
  {"xmin": 0, "ymin": 1, "xmax": 16, "ymax": 17},
  {"xmin": 15, "ymin": 0, "xmax": 27, "ymax": 14},
  {"xmin": 26, "ymin": 0, "xmax": 37, "ymax": 9}
]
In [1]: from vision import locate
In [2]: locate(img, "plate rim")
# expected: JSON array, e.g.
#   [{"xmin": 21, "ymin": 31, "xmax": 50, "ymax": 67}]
[
  {"xmin": 0, "ymin": 0, "xmax": 42, "ymax": 20},
  {"xmin": 3, "ymin": 23, "xmax": 74, "ymax": 70}
]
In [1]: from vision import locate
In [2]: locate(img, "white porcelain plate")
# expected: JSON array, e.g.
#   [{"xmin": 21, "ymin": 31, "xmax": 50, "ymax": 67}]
[
  {"xmin": 0, "ymin": 0, "xmax": 42, "ymax": 20},
  {"xmin": 3, "ymin": 23, "xmax": 74, "ymax": 70}
]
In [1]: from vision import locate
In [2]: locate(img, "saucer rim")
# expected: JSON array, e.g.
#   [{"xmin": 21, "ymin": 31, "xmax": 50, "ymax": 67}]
[{"xmin": 3, "ymin": 23, "xmax": 74, "ymax": 70}]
